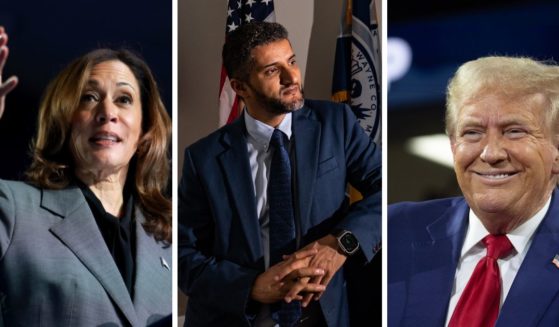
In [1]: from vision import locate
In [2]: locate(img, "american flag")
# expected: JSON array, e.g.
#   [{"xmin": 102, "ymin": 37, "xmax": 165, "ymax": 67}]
[{"xmin": 219, "ymin": 0, "xmax": 276, "ymax": 126}]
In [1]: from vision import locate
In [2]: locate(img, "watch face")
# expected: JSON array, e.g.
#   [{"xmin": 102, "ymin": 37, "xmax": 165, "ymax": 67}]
[{"xmin": 340, "ymin": 232, "xmax": 359, "ymax": 253}]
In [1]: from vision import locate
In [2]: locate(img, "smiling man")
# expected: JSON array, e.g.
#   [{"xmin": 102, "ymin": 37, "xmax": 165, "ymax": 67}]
[
  {"xmin": 179, "ymin": 22, "xmax": 381, "ymax": 327},
  {"xmin": 389, "ymin": 57, "xmax": 559, "ymax": 327}
]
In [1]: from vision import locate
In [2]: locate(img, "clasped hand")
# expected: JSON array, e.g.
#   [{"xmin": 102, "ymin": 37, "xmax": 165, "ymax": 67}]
[{"xmin": 250, "ymin": 235, "xmax": 347, "ymax": 307}]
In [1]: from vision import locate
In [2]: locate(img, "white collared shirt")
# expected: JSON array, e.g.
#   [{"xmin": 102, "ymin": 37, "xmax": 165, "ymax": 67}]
[
  {"xmin": 244, "ymin": 110, "xmax": 292, "ymax": 269},
  {"xmin": 445, "ymin": 197, "xmax": 551, "ymax": 326},
  {"xmin": 244, "ymin": 110, "xmax": 292, "ymax": 327}
]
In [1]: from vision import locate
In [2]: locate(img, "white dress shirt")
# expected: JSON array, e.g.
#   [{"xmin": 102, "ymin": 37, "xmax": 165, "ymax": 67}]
[
  {"xmin": 244, "ymin": 110, "xmax": 292, "ymax": 327},
  {"xmin": 444, "ymin": 197, "xmax": 551, "ymax": 326}
]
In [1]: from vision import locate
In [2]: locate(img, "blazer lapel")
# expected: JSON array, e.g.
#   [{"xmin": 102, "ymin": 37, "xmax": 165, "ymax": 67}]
[
  {"xmin": 404, "ymin": 200, "xmax": 469, "ymax": 326},
  {"xmin": 497, "ymin": 191, "xmax": 559, "ymax": 326},
  {"xmin": 292, "ymin": 107, "xmax": 320, "ymax": 235},
  {"xmin": 44, "ymin": 186, "xmax": 138, "ymax": 325},
  {"xmin": 132, "ymin": 210, "xmax": 171, "ymax": 322},
  {"xmin": 217, "ymin": 119, "xmax": 262, "ymax": 261}
]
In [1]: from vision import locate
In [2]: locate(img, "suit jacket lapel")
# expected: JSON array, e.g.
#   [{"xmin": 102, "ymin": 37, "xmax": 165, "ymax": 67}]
[
  {"xmin": 133, "ymin": 209, "xmax": 171, "ymax": 322},
  {"xmin": 292, "ymin": 107, "xmax": 320, "ymax": 235},
  {"xmin": 404, "ymin": 200, "xmax": 469, "ymax": 326},
  {"xmin": 218, "ymin": 118, "xmax": 262, "ymax": 261},
  {"xmin": 497, "ymin": 191, "xmax": 559, "ymax": 326},
  {"xmin": 44, "ymin": 186, "xmax": 138, "ymax": 325}
]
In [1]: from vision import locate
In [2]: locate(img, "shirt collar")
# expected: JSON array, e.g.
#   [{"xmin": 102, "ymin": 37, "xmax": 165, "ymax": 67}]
[
  {"xmin": 77, "ymin": 180, "xmax": 134, "ymax": 227},
  {"xmin": 461, "ymin": 196, "xmax": 551, "ymax": 258},
  {"xmin": 244, "ymin": 109, "xmax": 292, "ymax": 151}
]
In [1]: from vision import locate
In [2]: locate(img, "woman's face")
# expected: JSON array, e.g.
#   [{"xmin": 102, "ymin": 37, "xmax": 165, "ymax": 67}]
[{"xmin": 70, "ymin": 60, "xmax": 143, "ymax": 178}]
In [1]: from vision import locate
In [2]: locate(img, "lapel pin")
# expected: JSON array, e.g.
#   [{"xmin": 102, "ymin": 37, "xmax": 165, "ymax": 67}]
[
  {"xmin": 552, "ymin": 254, "xmax": 559, "ymax": 269},
  {"xmin": 160, "ymin": 257, "xmax": 170, "ymax": 270}
]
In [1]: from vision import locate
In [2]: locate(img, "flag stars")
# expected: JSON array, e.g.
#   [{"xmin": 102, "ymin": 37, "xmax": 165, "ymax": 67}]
[
  {"xmin": 246, "ymin": 0, "xmax": 256, "ymax": 7},
  {"xmin": 228, "ymin": 21, "xmax": 239, "ymax": 32},
  {"xmin": 262, "ymin": 0, "xmax": 272, "ymax": 5},
  {"xmin": 227, "ymin": 7, "xmax": 234, "ymax": 17},
  {"xmin": 245, "ymin": 13, "xmax": 254, "ymax": 23},
  {"xmin": 237, "ymin": 1, "xmax": 242, "ymax": 9}
]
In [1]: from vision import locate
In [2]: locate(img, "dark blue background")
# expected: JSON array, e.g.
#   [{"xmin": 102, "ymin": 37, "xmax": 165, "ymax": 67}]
[{"xmin": 389, "ymin": 0, "xmax": 559, "ymax": 110}]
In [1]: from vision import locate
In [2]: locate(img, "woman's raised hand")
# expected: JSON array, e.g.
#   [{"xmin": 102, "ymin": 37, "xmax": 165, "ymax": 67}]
[{"xmin": 0, "ymin": 26, "xmax": 19, "ymax": 119}]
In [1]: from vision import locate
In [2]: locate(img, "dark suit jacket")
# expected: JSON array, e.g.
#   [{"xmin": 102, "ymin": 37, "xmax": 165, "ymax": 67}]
[
  {"xmin": 388, "ymin": 191, "xmax": 559, "ymax": 327},
  {"xmin": 179, "ymin": 99, "xmax": 381, "ymax": 326},
  {"xmin": 0, "ymin": 180, "xmax": 171, "ymax": 326}
]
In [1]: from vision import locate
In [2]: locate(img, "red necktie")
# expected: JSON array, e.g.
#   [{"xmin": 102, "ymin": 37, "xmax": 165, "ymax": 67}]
[{"xmin": 448, "ymin": 234, "xmax": 513, "ymax": 327}]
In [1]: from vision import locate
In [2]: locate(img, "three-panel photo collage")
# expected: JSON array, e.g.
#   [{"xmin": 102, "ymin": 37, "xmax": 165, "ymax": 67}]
[{"xmin": 1, "ymin": 0, "xmax": 559, "ymax": 326}]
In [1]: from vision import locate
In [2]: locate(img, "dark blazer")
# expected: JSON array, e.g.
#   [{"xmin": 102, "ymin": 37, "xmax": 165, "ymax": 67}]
[
  {"xmin": 179, "ymin": 99, "xmax": 381, "ymax": 326},
  {"xmin": 388, "ymin": 191, "xmax": 559, "ymax": 327},
  {"xmin": 0, "ymin": 180, "xmax": 171, "ymax": 326}
]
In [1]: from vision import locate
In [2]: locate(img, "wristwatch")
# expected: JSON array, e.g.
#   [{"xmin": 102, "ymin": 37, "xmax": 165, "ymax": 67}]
[{"xmin": 333, "ymin": 230, "xmax": 360, "ymax": 256}]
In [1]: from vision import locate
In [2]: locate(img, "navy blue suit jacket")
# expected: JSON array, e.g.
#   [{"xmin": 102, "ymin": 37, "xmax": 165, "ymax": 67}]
[
  {"xmin": 179, "ymin": 99, "xmax": 381, "ymax": 326},
  {"xmin": 388, "ymin": 191, "xmax": 559, "ymax": 327}
]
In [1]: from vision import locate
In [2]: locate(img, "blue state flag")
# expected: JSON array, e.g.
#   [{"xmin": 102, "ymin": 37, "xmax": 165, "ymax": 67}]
[{"xmin": 332, "ymin": 0, "xmax": 381, "ymax": 144}]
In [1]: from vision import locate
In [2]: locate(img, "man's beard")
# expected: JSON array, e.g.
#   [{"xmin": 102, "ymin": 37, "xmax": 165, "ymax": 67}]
[{"xmin": 250, "ymin": 84, "xmax": 305, "ymax": 115}]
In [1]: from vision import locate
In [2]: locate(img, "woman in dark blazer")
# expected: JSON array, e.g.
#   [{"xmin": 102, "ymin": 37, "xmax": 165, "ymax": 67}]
[{"xmin": 0, "ymin": 27, "xmax": 171, "ymax": 326}]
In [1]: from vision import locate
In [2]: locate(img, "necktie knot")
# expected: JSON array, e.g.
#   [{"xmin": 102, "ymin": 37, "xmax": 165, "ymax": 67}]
[
  {"xmin": 449, "ymin": 234, "xmax": 512, "ymax": 327},
  {"xmin": 270, "ymin": 129, "xmax": 287, "ymax": 149},
  {"xmin": 483, "ymin": 234, "xmax": 513, "ymax": 260}
]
